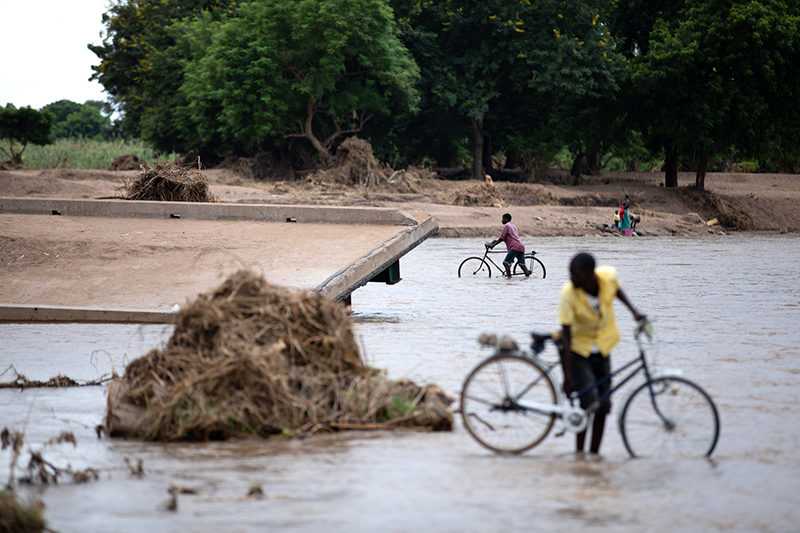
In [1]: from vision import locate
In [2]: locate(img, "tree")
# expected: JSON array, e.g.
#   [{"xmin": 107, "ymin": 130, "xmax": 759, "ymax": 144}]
[
  {"xmin": 89, "ymin": 0, "xmax": 238, "ymax": 147},
  {"xmin": 619, "ymin": 0, "xmax": 800, "ymax": 189},
  {"xmin": 0, "ymin": 105, "xmax": 52, "ymax": 166},
  {"xmin": 42, "ymin": 100, "xmax": 111, "ymax": 139},
  {"xmin": 393, "ymin": 0, "xmax": 625, "ymax": 180},
  {"xmin": 177, "ymin": 0, "xmax": 420, "ymax": 164},
  {"xmin": 41, "ymin": 100, "xmax": 83, "ymax": 126}
]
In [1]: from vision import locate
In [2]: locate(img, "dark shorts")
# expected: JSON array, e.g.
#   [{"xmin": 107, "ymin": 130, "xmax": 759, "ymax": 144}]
[
  {"xmin": 503, "ymin": 250, "xmax": 526, "ymax": 265},
  {"xmin": 571, "ymin": 351, "xmax": 612, "ymax": 415}
]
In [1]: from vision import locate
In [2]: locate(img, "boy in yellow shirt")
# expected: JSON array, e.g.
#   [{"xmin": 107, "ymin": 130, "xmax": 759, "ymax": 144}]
[{"xmin": 559, "ymin": 252, "xmax": 646, "ymax": 454}]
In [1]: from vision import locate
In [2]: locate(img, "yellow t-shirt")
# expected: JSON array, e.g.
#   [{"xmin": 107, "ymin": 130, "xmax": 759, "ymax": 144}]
[{"xmin": 558, "ymin": 266, "xmax": 621, "ymax": 357}]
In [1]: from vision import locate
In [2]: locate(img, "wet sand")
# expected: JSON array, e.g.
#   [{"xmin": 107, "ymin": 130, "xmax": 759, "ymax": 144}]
[{"xmin": 4, "ymin": 168, "xmax": 800, "ymax": 238}]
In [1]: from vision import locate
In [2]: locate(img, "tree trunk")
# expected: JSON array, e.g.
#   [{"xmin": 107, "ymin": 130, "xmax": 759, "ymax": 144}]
[
  {"xmin": 482, "ymin": 133, "xmax": 493, "ymax": 174},
  {"xmin": 471, "ymin": 116, "xmax": 484, "ymax": 180},
  {"xmin": 302, "ymin": 100, "xmax": 332, "ymax": 166},
  {"xmin": 664, "ymin": 145, "xmax": 679, "ymax": 188},
  {"xmin": 695, "ymin": 149, "xmax": 708, "ymax": 190},
  {"xmin": 586, "ymin": 152, "xmax": 601, "ymax": 175},
  {"xmin": 570, "ymin": 152, "xmax": 585, "ymax": 184}
]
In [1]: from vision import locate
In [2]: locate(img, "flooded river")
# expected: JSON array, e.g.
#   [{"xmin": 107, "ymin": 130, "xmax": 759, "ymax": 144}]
[{"xmin": 1, "ymin": 235, "xmax": 799, "ymax": 532}]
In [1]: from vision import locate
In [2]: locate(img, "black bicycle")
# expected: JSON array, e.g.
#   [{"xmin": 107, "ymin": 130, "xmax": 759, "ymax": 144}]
[
  {"xmin": 458, "ymin": 244, "xmax": 546, "ymax": 279},
  {"xmin": 460, "ymin": 321, "xmax": 720, "ymax": 458}
]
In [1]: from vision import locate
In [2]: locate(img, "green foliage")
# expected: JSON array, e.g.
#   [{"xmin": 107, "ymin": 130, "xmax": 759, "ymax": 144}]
[
  {"xmin": 19, "ymin": 138, "xmax": 180, "ymax": 169},
  {"xmin": 382, "ymin": 395, "xmax": 414, "ymax": 421},
  {"xmin": 41, "ymin": 100, "xmax": 83, "ymax": 125},
  {"xmin": 623, "ymin": 0, "xmax": 800, "ymax": 179},
  {"xmin": 86, "ymin": 0, "xmax": 800, "ymax": 177},
  {"xmin": 42, "ymin": 100, "xmax": 112, "ymax": 140},
  {"xmin": 175, "ymin": 0, "xmax": 420, "ymax": 163},
  {"xmin": 0, "ymin": 105, "xmax": 53, "ymax": 163},
  {"xmin": 734, "ymin": 161, "xmax": 759, "ymax": 173},
  {"xmin": 390, "ymin": 0, "xmax": 626, "ymax": 177},
  {"xmin": 89, "ymin": 0, "xmax": 238, "ymax": 145}
]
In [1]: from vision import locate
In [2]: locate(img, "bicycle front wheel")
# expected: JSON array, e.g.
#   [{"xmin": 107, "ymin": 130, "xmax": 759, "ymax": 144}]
[
  {"xmin": 514, "ymin": 257, "xmax": 546, "ymax": 279},
  {"xmin": 458, "ymin": 257, "xmax": 492, "ymax": 278},
  {"xmin": 461, "ymin": 355, "xmax": 557, "ymax": 453},
  {"xmin": 619, "ymin": 376, "xmax": 719, "ymax": 458}
]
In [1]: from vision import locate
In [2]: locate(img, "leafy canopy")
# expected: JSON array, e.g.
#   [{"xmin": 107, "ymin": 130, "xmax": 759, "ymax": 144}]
[
  {"xmin": 89, "ymin": 0, "xmax": 238, "ymax": 146},
  {"xmin": 177, "ymin": 0, "xmax": 420, "ymax": 162},
  {"xmin": 42, "ymin": 100, "xmax": 111, "ymax": 139},
  {"xmin": 390, "ymin": 0, "xmax": 626, "ymax": 175},
  {"xmin": 622, "ymin": 0, "xmax": 800, "ymax": 183},
  {"xmin": 0, "ymin": 105, "xmax": 53, "ymax": 163}
]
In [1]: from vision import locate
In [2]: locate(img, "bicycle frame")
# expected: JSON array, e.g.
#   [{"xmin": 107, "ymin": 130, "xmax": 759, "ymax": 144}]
[
  {"xmin": 462, "ymin": 321, "xmax": 718, "ymax": 457},
  {"xmin": 514, "ymin": 328, "xmax": 676, "ymax": 433},
  {"xmin": 479, "ymin": 248, "xmax": 538, "ymax": 277}
]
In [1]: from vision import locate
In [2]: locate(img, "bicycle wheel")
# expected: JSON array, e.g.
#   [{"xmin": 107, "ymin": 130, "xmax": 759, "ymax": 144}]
[
  {"xmin": 514, "ymin": 257, "xmax": 546, "ymax": 279},
  {"xmin": 461, "ymin": 355, "xmax": 557, "ymax": 453},
  {"xmin": 619, "ymin": 376, "xmax": 719, "ymax": 458},
  {"xmin": 458, "ymin": 257, "xmax": 492, "ymax": 278}
]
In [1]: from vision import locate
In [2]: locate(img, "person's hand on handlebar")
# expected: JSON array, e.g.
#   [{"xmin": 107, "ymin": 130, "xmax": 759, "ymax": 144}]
[{"xmin": 635, "ymin": 318, "xmax": 653, "ymax": 340}]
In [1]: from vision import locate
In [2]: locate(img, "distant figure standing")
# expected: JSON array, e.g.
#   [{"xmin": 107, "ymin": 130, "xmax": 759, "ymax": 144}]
[
  {"xmin": 559, "ymin": 252, "xmax": 646, "ymax": 454},
  {"xmin": 486, "ymin": 213, "xmax": 532, "ymax": 278},
  {"xmin": 612, "ymin": 210, "xmax": 620, "ymax": 229},
  {"xmin": 619, "ymin": 195, "xmax": 631, "ymax": 231}
]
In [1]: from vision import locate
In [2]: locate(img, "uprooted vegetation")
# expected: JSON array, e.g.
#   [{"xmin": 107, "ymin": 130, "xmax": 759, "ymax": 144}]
[
  {"xmin": 497, "ymin": 183, "xmax": 560, "ymax": 206},
  {"xmin": 677, "ymin": 187, "xmax": 756, "ymax": 231},
  {"xmin": 0, "ymin": 365, "xmax": 112, "ymax": 390},
  {"xmin": 451, "ymin": 182, "xmax": 506, "ymax": 208},
  {"xmin": 106, "ymin": 270, "xmax": 453, "ymax": 441},
  {"xmin": 108, "ymin": 154, "xmax": 148, "ymax": 171},
  {"xmin": 306, "ymin": 137, "xmax": 438, "ymax": 193},
  {"xmin": 123, "ymin": 159, "xmax": 220, "ymax": 202},
  {"xmin": 2, "ymin": 428, "xmax": 100, "ymax": 488}
]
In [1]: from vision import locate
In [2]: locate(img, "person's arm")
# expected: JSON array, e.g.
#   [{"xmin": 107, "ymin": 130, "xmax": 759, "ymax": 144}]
[
  {"xmin": 616, "ymin": 288, "xmax": 646, "ymax": 322},
  {"xmin": 559, "ymin": 325, "xmax": 575, "ymax": 395},
  {"xmin": 487, "ymin": 226, "xmax": 507, "ymax": 249}
]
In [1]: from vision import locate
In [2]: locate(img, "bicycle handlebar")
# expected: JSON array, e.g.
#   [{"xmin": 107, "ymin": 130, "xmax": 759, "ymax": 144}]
[{"xmin": 529, "ymin": 319, "xmax": 651, "ymax": 355}]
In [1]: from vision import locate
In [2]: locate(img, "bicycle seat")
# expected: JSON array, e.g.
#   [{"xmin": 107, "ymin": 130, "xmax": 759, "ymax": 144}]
[
  {"xmin": 530, "ymin": 330, "xmax": 562, "ymax": 354},
  {"xmin": 530, "ymin": 331, "xmax": 552, "ymax": 354}
]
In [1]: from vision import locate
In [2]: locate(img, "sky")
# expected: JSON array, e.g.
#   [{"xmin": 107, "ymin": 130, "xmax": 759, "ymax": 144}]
[{"xmin": 0, "ymin": 0, "xmax": 110, "ymax": 110}]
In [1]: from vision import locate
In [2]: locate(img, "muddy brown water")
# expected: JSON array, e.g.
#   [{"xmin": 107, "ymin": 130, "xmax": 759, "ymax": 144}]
[{"xmin": 1, "ymin": 235, "xmax": 799, "ymax": 532}]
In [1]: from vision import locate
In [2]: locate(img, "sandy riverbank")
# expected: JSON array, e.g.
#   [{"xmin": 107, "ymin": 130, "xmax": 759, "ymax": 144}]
[{"xmin": 3, "ymin": 168, "xmax": 798, "ymax": 239}]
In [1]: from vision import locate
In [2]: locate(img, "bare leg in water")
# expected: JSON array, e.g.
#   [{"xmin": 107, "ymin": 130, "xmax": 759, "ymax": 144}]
[{"xmin": 576, "ymin": 413, "xmax": 606, "ymax": 453}]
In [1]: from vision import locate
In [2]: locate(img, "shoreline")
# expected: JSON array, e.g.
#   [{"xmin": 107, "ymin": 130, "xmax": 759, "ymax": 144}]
[{"xmin": 3, "ymin": 168, "xmax": 798, "ymax": 238}]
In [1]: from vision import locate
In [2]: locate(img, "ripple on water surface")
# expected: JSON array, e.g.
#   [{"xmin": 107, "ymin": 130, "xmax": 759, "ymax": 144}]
[{"xmin": 1, "ymin": 234, "xmax": 799, "ymax": 532}]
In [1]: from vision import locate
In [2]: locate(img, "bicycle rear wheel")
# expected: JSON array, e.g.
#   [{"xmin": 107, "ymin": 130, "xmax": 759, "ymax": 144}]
[
  {"xmin": 619, "ymin": 376, "xmax": 719, "ymax": 458},
  {"xmin": 458, "ymin": 257, "xmax": 492, "ymax": 277},
  {"xmin": 461, "ymin": 355, "xmax": 557, "ymax": 453},
  {"xmin": 514, "ymin": 257, "xmax": 546, "ymax": 279}
]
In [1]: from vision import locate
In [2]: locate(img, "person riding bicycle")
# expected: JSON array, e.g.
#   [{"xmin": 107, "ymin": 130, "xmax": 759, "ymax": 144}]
[
  {"xmin": 486, "ymin": 213, "xmax": 532, "ymax": 278},
  {"xmin": 559, "ymin": 252, "xmax": 646, "ymax": 454}
]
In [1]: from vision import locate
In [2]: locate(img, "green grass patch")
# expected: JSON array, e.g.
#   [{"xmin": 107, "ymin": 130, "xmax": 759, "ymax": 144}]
[
  {"xmin": 14, "ymin": 138, "xmax": 180, "ymax": 170},
  {"xmin": 0, "ymin": 490, "xmax": 46, "ymax": 533}
]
